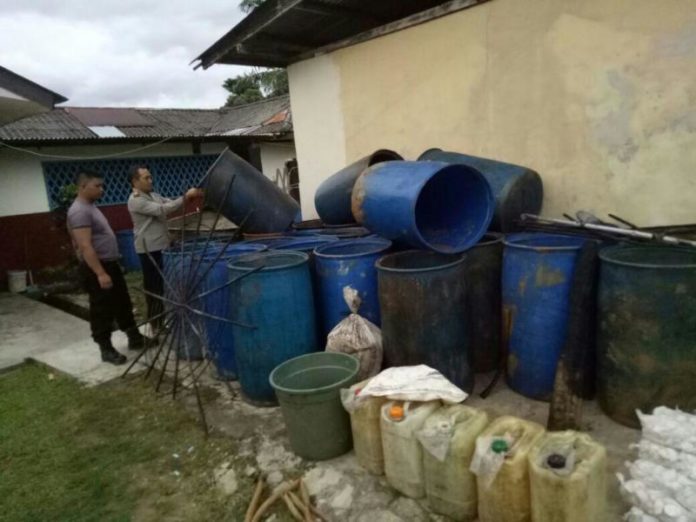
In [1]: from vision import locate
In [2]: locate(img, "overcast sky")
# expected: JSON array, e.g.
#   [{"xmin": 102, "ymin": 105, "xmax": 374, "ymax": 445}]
[{"xmin": 0, "ymin": 1, "xmax": 251, "ymax": 108}]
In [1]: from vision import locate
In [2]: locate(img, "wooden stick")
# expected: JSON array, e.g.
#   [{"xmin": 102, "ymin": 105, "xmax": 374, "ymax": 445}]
[
  {"xmin": 299, "ymin": 480, "xmax": 313, "ymax": 522},
  {"xmin": 287, "ymin": 491, "xmax": 311, "ymax": 522},
  {"xmin": 244, "ymin": 477, "xmax": 264, "ymax": 522},
  {"xmin": 250, "ymin": 479, "xmax": 299, "ymax": 522},
  {"xmin": 288, "ymin": 490, "xmax": 327, "ymax": 522},
  {"xmin": 282, "ymin": 493, "xmax": 304, "ymax": 521}
]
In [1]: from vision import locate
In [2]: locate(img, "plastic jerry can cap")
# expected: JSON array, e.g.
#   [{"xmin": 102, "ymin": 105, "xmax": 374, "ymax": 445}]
[
  {"xmin": 491, "ymin": 439, "xmax": 509, "ymax": 454},
  {"xmin": 389, "ymin": 405, "xmax": 405, "ymax": 421},
  {"xmin": 547, "ymin": 454, "xmax": 567, "ymax": 469}
]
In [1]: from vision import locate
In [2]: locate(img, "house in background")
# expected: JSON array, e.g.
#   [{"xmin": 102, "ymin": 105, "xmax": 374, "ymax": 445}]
[
  {"xmin": 0, "ymin": 66, "xmax": 67, "ymax": 125},
  {"xmin": 0, "ymin": 88, "xmax": 296, "ymax": 288},
  {"xmin": 196, "ymin": 0, "xmax": 696, "ymax": 227}
]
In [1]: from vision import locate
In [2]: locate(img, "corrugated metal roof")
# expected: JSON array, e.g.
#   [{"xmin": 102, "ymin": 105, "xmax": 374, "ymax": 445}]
[
  {"xmin": 0, "ymin": 95, "xmax": 292, "ymax": 143},
  {"xmin": 194, "ymin": 0, "xmax": 487, "ymax": 69}
]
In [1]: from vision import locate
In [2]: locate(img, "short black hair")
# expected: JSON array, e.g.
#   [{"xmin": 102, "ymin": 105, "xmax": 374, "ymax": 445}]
[
  {"xmin": 128, "ymin": 164, "xmax": 148, "ymax": 187},
  {"xmin": 75, "ymin": 169, "xmax": 102, "ymax": 186}
]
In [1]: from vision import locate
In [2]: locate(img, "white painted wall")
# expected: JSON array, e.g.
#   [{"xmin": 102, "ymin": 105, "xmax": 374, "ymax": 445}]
[
  {"xmin": 260, "ymin": 141, "xmax": 297, "ymax": 182},
  {"xmin": 288, "ymin": 55, "xmax": 347, "ymax": 219},
  {"xmin": 0, "ymin": 141, "xmax": 228, "ymax": 217}
]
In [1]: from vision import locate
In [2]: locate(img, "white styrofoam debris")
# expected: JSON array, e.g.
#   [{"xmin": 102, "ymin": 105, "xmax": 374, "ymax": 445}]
[
  {"xmin": 620, "ymin": 408, "xmax": 696, "ymax": 522},
  {"xmin": 634, "ymin": 440, "xmax": 696, "ymax": 482},
  {"xmin": 638, "ymin": 408, "xmax": 696, "ymax": 455},
  {"xmin": 617, "ymin": 473, "xmax": 696, "ymax": 522},
  {"xmin": 626, "ymin": 460, "xmax": 696, "ymax": 513},
  {"xmin": 624, "ymin": 506, "xmax": 662, "ymax": 522}
]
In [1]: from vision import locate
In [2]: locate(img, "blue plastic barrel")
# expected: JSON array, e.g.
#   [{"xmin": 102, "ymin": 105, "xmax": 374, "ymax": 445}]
[
  {"xmin": 229, "ymin": 251, "xmax": 317, "ymax": 405},
  {"xmin": 418, "ymin": 149, "xmax": 544, "ymax": 233},
  {"xmin": 377, "ymin": 250, "xmax": 472, "ymax": 392},
  {"xmin": 200, "ymin": 243, "xmax": 267, "ymax": 380},
  {"xmin": 315, "ymin": 149, "xmax": 403, "ymax": 225},
  {"xmin": 203, "ymin": 150, "xmax": 300, "ymax": 233},
  {"xmin": 314, "ymin": 238, "xmax": 392, "ymax": 336},
  {"xmin": 502, "ymin": 233, "xmax": 585, "ymax": 399},
  {"xmin": 162, "ymin": 243, "xmax": 225, "ymax": 361},
  {"xmin": 115, "ymin": 230, "xmax": 141, "ymax": 272},
  {"xmin": 352, "ymin": 161, "xmax": 494, "ymax": 253}
]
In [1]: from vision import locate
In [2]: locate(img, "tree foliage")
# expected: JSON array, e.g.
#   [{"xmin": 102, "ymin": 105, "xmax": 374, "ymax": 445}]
[
  {"xmin": 223, "ymin": 68, "xmax": 289, "ymax": 107},
  {"xmin": 239, "ymin": 0, "xmax": 266, "ymax": 13}
]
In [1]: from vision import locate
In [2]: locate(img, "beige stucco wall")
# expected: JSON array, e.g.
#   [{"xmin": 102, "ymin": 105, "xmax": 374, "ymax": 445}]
[{"xmin": 289, "ymin": 0, "xmax": 696, "ymax": 225}]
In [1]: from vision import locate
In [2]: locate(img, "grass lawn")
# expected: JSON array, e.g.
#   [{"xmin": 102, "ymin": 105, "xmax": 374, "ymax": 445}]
[{"xmin": 0, "ymin": 363, "xmax": 253, "ymax": 522}]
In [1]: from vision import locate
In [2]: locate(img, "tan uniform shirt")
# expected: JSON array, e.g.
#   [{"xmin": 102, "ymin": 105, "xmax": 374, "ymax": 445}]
[{"xmin": 127, "ymin": 191, "xmax": 183, "ymax": 254}]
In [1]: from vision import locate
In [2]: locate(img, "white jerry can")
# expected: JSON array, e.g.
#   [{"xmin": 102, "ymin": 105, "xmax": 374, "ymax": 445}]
[
  {"xmin": 418, "ymin": 404, "xmax": 489, "ymax": 521},
  {"xmin": 344, "ymin": 379, "xmax": 388, "ymax": 475},
  {"xmin": 381, "ymin": 400, "xmax": 441, "ymax": 498}
]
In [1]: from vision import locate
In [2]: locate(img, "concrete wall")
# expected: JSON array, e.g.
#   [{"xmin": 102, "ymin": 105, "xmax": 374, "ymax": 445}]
[
  {"xmin": 288, "ymin": 55, "xmax": 347, "ymax": 219},
  {"xmin": 287, "ymin": 0, "xmax": 696, "ymax": 225}
]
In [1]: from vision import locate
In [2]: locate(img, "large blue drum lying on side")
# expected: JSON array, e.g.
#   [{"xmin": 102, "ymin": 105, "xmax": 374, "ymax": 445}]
[
  {"xmin": 229, "ymin": 251, "xmax": 317, "ymax": 405},
  {"xmin": 502, "ymin": 233, "xmax": 585, "ymax": 400},
  {"xmin": 418, "ymin": 148, "xmax": 543, "ymax": 233},
  {"xmin": 199, "ymin": 242, "xmax": 267, "ymax": 380},
  {"xmin": 202, "ymin": 150, "xmax": 300, "ymax": 233},
  {"xmin": 315, "ymin": 149, "xmax": 403, "ymax": 225},
  {"xmin": 351, "ymin": 161, "xmax": 493, "ymax": 253}
]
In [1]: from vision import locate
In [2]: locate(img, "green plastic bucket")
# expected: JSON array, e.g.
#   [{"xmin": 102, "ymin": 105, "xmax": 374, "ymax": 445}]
[{"xmin": 269, "ymin": 352, "xmax": 360, "ymax": 460}]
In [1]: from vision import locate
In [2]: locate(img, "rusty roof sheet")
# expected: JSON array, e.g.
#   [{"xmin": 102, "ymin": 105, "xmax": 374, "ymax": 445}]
[
  {"xmin": 0, "ymin": 95, "xmax": 292, "ymax": 143},
  {"xmin": 194, "ymin": 0, "xmax": 487, "ymax": 69}
]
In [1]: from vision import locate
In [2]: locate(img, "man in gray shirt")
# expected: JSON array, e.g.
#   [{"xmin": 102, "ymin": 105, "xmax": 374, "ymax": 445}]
[
  {"xmin": 67, "ymin": 170, "xmax": 145, "ymax": 365},
  {"xmin": 127, "ymin": 165, "xmax": 201, "ymax": 333}
]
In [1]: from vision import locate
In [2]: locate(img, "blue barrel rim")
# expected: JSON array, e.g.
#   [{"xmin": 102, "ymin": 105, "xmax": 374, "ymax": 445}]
[
  {"xmin": 599, "ymin": 244, "xmax": 696, "ymax": 269},
  {"xmin": 201, "ymin": 242, "xmax": 267, "ymax": 260},
  {"xmin": 503, "ymin": 233, "xmax": 585, "ymax": 251},
  {"xmin": 360, "ymin": 160, "xmax": 494, "ymax": 253},
  {"xmin": 417, "ymin": 147, "xmax": 443, "ymax": 160},
  {"xmin": 314, "ymin": 238, "xmax": 392, "ymax": 259},
  {"xmin": 272, "ymin": 237, "xmax": 340, "ymax": 251},
  {"xmin": 376, "ymin": 249, "xmax": 466, "ymax": 274},
  {"xmin": 227, "ymin": 250, "xmax": 309, "ymax": 272},
  {"xmin": 411, "ymin": 162, "xmax": 494, "ymax": 253},
  {"xmin": 269, "ymin": 352, "xmax": 360, "ymax": 395},
  {"xmin": 475, "ymin": 232, "xmax": 505, "ymax": 248}
]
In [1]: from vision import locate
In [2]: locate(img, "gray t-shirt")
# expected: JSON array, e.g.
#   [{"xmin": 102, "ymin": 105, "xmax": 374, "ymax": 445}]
[{"xmin": 67, "ymin": 198, "xmax": 120, "ymax": 261}]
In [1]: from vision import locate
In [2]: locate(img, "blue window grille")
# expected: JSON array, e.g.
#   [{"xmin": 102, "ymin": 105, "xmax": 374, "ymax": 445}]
[{"xmin": 43, "ymin": 154, "xmax": 218, "ymax": 208}]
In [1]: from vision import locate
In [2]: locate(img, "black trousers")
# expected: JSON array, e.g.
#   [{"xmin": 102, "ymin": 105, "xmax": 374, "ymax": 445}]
[
  {"xmin": 138, "ymin": 251, "xmax": 164, "ymax": 328},
  {"xmin": 81, "ymin": 261, "xmax": 137, "ymax": 346}
]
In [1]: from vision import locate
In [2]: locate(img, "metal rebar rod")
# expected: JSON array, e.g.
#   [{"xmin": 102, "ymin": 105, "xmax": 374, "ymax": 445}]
[
  {"xmin": 121, "ymin": 313, "xmax": 175, "ymax": 379},
  {"xmin": 145, "ymin": 314, "xmax": 177, "ymax": 381},
  {"xmin": 186, "ymin": 208, "xmax": 254, "ymax": 300},
  {"xmin": 522, "ymin": 214, "xmax": 696, "ymax": 247},
  {"xmin": 190, "ymin": 265, "xmax": 264, "ymax": 302},
  {"xmin": 182, "ymin": 174, "xmax": 236, "ymax": 299}
]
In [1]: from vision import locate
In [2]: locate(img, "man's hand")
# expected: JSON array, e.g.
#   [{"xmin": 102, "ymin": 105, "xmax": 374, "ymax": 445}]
[
  {"xmin": 97, "ymin": 273, "xmax": 113, "ymax": 289},
  {"xmin": 185, "ymin": 188, "xmax": 204, "ymax": 201}
]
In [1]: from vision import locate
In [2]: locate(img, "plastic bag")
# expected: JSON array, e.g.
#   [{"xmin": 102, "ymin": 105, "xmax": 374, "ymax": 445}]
[
  {"xmin": 326, "ymin": 286, "xmax": 383, "ymax": 381},
  {"xmin": 416, "ymin": 416, "xmax": 456, "ymax": 462},
  {"xmin": 470, "ymin": 433, "xmax": 514, "ymax": 488},
  {"xmin": 357, "ymin": 365, "xmax": 468, "ymax": 404}
]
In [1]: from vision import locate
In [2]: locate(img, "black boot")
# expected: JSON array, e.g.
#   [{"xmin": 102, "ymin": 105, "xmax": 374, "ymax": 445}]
[
  {"xmin": 126, "ymin": 328, "xmax": 146, "ymax": 350},
  {"xmin": 99, "ymin": 342, "xmax": 127, "ymax": 365}
]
